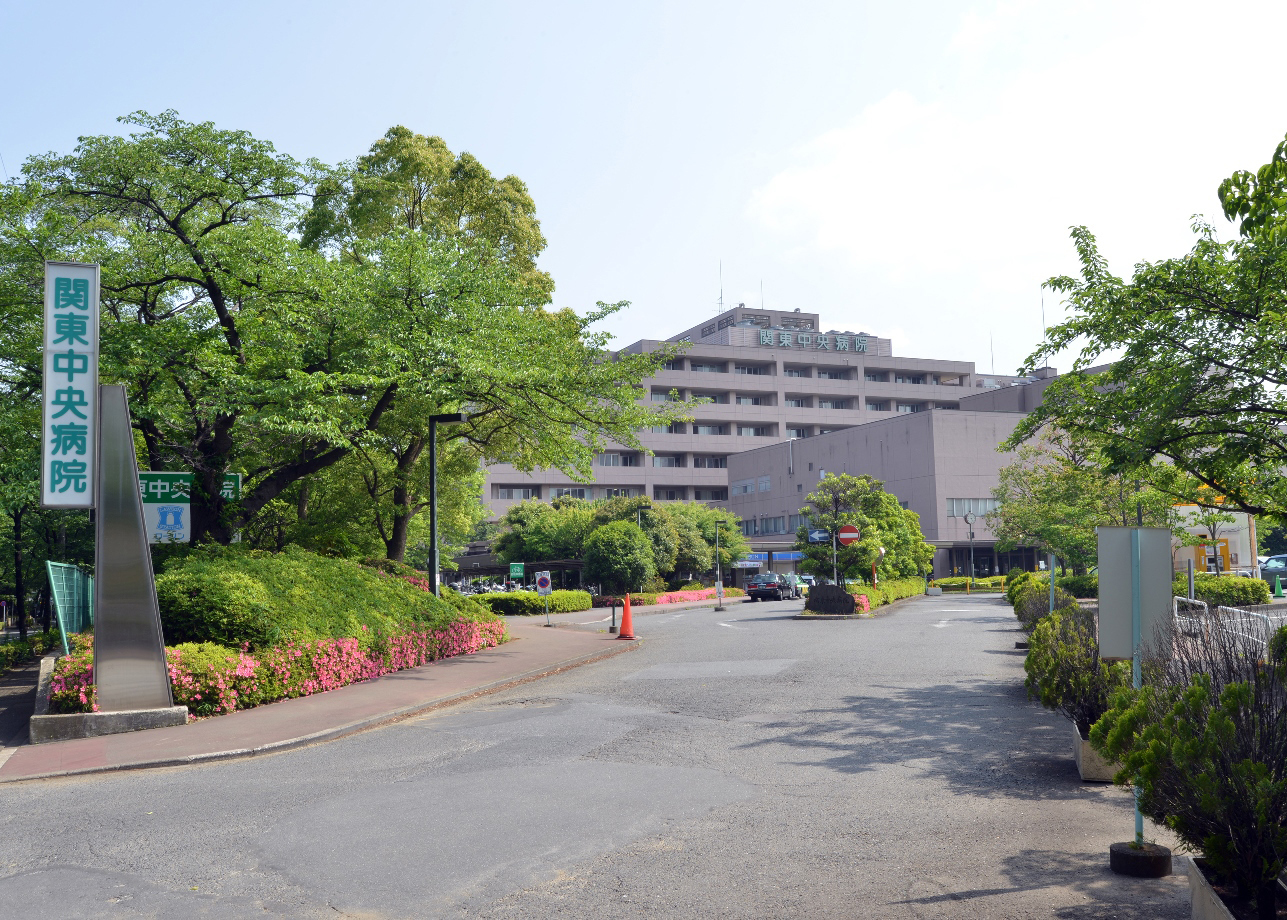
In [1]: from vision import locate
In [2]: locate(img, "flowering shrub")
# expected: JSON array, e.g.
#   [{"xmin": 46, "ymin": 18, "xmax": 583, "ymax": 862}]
[
  {"xmin": 852, "ymin": 593, "xmax": 871, "ymax": 613},
  {"xmin": 592, "ymin": 587, "xmax": 745, "ymax": 607},
  {"xmin": 48, "ymin": 634, "xmax": 97, "ymax": 713},
  {"xmin": 50, "ymin": 620, "xmax": 508, "ymax": 718}
]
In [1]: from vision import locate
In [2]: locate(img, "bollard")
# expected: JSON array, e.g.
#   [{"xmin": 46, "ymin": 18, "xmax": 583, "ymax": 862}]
[
  {"xmin": 610, "ymin": 599, "xmax": 618, "ymax": 634},
  {"xmin": 617, "ymin": 593, "xmax": 637, "ymax": 640}
]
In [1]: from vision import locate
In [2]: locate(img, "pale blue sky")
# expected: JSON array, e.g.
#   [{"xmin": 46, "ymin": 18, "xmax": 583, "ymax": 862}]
[{"xmin": 5, "ymin": 0, "xmax": 1287, "ymax": 374}]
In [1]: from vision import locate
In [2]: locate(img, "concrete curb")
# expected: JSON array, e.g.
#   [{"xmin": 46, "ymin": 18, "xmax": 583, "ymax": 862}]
[{"xmin": 0, "ymin": 639, "xmax": 640, "ymax": 785}]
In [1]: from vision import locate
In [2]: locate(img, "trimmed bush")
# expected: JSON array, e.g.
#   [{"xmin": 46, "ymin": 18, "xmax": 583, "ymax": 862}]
[
  {"xmin": 1014, "ymin": 581, "xmax": 1078, "ymax": 631},
  {"xmin": 1056, "ymin": 574, "xmax": 1098, "ymax": 598},
  {"xmin": 850, "ymin": 576, "xmax": 925, "ymax": 609},
  {"xmin": 156, "ymin": 546, "xmax": 460, "ymax": 649},
  {"xmin": 1170, "ymin": 573, "xmax": 1269, "ymax": 608},
  {"xmin": 1025, "ymin": 607, "xmax": 1129, "ymax": 736},
  {"xmin": 475, "ymin": 590, "xmax": 592, "ymax": 616},
  {"xmin": 0, "ymin": 628, "xmax": 61, "ymax": 677},
  {"xmin": 1006, "ymin": 571, "xmax": 1037, "ymax": 606}
]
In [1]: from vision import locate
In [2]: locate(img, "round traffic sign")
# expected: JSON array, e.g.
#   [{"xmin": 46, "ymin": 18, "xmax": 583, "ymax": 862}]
[
  {"xmin": 837, "ymin": 525, "xmax": 861, "ymax": 546},
  {"xmin": 536, "ymin": 574, "xmax": 551, "ymax": 591}
]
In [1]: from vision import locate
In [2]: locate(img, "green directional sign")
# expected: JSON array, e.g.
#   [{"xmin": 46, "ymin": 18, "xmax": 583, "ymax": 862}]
[{"xmin": 137, "ymin": 472, "xmax": 243, "ymax": 543}]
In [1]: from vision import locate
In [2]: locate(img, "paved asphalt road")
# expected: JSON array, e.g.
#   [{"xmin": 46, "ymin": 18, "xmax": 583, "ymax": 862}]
[{"xmin": 0, "ymin": 594, "xmax": 1188, "ymax": 918}]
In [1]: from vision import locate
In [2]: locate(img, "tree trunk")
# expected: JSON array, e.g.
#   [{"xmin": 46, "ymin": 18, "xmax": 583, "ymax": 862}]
[{"xmin": 13, "ymin": 506, "xmax": 25, "ymax": 641}]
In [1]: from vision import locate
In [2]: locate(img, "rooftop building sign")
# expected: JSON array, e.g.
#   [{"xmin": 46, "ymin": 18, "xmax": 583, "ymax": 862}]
[{"xmin": 758, "ymin": 329, "xmax": 867, "ymax": 352}]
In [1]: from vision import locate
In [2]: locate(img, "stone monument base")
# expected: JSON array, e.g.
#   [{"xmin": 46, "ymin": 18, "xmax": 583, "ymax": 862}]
[{"xmin": 30, "ymin": 706, "xmax": 189, "ymax": 745}]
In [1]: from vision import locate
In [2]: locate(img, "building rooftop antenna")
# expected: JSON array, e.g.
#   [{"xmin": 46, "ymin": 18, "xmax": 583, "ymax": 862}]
[{"xmin": 718, "ymin": 260, "xmax": 724, "ymax": 316}]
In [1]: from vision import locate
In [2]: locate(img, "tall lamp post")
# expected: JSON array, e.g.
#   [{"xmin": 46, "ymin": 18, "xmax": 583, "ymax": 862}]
[
  {"xmin": 714, "ymin": 520, "xmax": 725, "ymax": 612},
  {"xmin": 964, "ymin": 511, "xmax": 976, "ymax": 585},
  {"xmin": 428, "ymin": 412, "xmax": 468, "ymax": 596}
]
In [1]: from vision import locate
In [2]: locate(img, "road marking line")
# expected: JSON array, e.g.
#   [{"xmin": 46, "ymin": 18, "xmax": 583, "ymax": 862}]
[
  {"xmin": 718, "ymin": 622, "xmax": 748, "ymax": 630},
  {"xmin": 934, "ymin": 619, "xmax": 953, "ymax": 628}
]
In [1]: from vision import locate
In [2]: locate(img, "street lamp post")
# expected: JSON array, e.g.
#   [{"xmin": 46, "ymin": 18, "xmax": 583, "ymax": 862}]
[
  {"xmin": 428, "ymin": 412, "xmax": 468, "ymax": 596},
  {"xmin": 714, "ymin": 520, "xmax": 725, "ymax": 612},
  {"xmin": 964, "ymin": 511, "xmax": 976, "ymax": 589}
]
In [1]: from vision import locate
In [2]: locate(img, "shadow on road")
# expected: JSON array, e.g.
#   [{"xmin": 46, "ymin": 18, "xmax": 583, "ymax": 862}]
[{"xmin": 740, "ymin": 678, "xmax": 1101, "ymax": 802}]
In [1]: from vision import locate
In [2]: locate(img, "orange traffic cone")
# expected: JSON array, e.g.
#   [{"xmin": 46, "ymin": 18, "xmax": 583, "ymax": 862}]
[{"xmin": 617, "ymin": 593, "xmax": 637, "ymax": 640}]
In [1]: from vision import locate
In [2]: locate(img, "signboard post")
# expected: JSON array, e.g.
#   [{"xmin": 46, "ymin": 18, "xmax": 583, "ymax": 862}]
[
  {"xmin": 41, "ymin": 262, "xmax": 99, "ymax": 510},
  {"xmin": 509, "ymin": 562, "xmax": 524, "ymax": 586},
  {"xmin": 535, "ymin": 571, "xmax": 552, "ymax": 626},
  {"xmin": 835, "ymin": 525, "xmax": 861, "ymax": 587},
  {"xmin": 1098, "ymin": 526, "xmax": 1172, "ymax": 849}
]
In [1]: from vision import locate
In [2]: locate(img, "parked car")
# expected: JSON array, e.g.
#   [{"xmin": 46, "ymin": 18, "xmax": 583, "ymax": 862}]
[
  {"xmin": 745, "ymin": 573, "xmax": 801, "ymax": 602},
  {"xmin": 1260, "ymin": 555, "xmax": 1287, "ymax": 585}
]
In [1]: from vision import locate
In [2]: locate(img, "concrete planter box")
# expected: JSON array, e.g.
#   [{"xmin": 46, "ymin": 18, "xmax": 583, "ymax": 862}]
[
  {"xmin": 1072, "ymin": 721, "xmax": 1118, "ymax": 782},
  {"xmin": 1188, "ymin": 858, "xmax": 1235, "ymax": 920},
  {"xmin": 925, "ymin": 587, "xmax": 943, "ymax": 596}
]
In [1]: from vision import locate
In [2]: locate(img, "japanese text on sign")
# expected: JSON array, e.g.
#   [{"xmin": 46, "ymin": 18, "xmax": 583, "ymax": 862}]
[{"xmin": 42, "ymin": 263, "xmax": 99, "ymax": 509}]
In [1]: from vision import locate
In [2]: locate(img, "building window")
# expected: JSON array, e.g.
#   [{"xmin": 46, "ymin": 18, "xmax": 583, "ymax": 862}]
[
  {"xmin": 786, "ymin": 427, "xmax": 807, "ymax": 439},
  {"xmin": 895, "ymin": 374, "xmax": 926, "ymax": 385},
  {"xmin": 690, "ymin": 362, "xmax": 727, "ymax": 373},
  {"xmin": 789, "ymin": 514, "xmax": 806, "ymax": 530},
  {"xmin": 896, "ymin": 403, "xmax": 922, "ymax": 414},
  {"xmin": 865, "ymin": 371, "xmax": 888, "ymax": 383},
  {"xmin": 598, "ymin": 453, "xmax": 642, "ymax": 467},
  {"xmin": 693, "ymin": 488, "xmax": 728, "ymax": 501},
  {"xmin": 797, "ymin": 483, "xmax": 803, "ymax": 492},
  {"xmin": 817, "ymin": 369, "xmax": 849, "ymax": 380},
  {"xmin": 737, "ymin": 426, "xmax": 769, "ymax": 437},
  {"xmin": 866, "ymin": 399, "xmax": 890, "ymax": 411},
  {"xmin": 731, "ymin": 479, "xmax": 754, "ymax": 496},
  {"xmin": 947, "ymin": 498, "xmax": 999, "ymax": 517},
  {"xmin": 694, "ymin": 392, "xmax": 729, "ymax": 404},
  {"xmin": 651, "ymin": 390, "xmax": 680, "ymax": 402},
  {"xmin": 734, "ymin": 365, "xmax": 769, "ymax": 376},
  {"xmin": 649, "ymin": 422, "xmax": 686, "ymax": 434},
  {"xmin": 554, "ymin": 487, "xmax": 588, "ymax": 499},
  {"xmin": 758, "ymin": 476, "xmax": 771, "ymax": 492},
  {"xmin": 602, "ymin": 487, "xmax": 638, "ymax": 498},
  {"xmin": 662, "ymin": 359, "xmax": 684, "ymax": 371},
  {"xmin": 818, "ymin": 398, "xmax": 849, "ymax": 410},
  {"xmin": 496, "ymin": 486, "xmax": 539, "ymax": 500},
  {"xmin": 808, "ymin": 463, "xmax": 813, "ymax": 471},
  {"xmin": 652, "ymin": 455, "xmax": 684, "ymax": 468},
  {"xmin": 784, "ymin": 397, "xmax": 808, "ymax": 408},
  {"xmin": 899, "ymin": 500, "xmax": 909, "ymax": 509},
  {"xmin": 736, "ymin": 395, "xmax": 764, "ymax": 406},
  {"xmin": 654, "ymin": 487, "xmax": 685, "ymax": 501},
  {"xmin": 694, "ymin": 424, "xmax": 728, "ymax": 436},
  {"xmin": 741, "ymin": 519, "xmax": 757, "ymax": 536},
  {"xmin": 759, "ymin": 516, "xmax": 787, "ymax": 534},
  {"xmin": 693, "ymin": 455, "xmax": 727, "ymax": 468},
  {"xmin": 783, "ymin": 367, "xmax": 809, "ymax": 378}
]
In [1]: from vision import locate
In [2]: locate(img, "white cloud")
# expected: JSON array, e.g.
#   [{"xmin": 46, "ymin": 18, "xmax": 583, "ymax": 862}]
[{"xmin": 746, "ymin": 0, "xmax": 1287, "ymax": 370}]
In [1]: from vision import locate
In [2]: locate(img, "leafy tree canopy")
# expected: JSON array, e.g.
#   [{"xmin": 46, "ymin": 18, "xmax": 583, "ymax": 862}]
[
  {"xmin": 1011, "ymin": 131, "xmax": 1287, "ymax": 519},
  {"xmin": 0, "ymin": 112, "xmax": 690, "ymax": 548},
  {"xmin": 793, "ymin": 473, "xmax": 933, "ymax": 582}
]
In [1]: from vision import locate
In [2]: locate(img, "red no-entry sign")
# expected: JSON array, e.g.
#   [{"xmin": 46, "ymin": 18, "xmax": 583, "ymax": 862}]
[{"xmin": 837, "ymin": 525, "xmax": 861, "ymax": 546}]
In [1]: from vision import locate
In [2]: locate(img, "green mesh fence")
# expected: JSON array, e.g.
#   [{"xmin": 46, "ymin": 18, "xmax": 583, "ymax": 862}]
[{"xmin": 46, "ymin": 561, "xmax": 93, "ymax": 655}]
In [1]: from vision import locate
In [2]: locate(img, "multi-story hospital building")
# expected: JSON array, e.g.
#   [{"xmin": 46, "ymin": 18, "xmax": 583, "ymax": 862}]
[{"xmin": 480, "ymin": 305, "xmax": 1054, "ymax": 578}]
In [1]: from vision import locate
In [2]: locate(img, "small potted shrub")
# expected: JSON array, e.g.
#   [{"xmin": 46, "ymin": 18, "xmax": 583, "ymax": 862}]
[
  {"xmin": 1024, "ymin": 606, "xmax": 1128, "ymax": 781},
  {"xmin": 1093, "ymin": 611, "xmax": 1287, "ymax": 920}
]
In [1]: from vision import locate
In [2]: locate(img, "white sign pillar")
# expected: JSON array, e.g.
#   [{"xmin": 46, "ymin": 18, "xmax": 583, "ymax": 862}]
[{"xmin": 41, "ymin": 262, "xmax": 99, "ymax": 509}]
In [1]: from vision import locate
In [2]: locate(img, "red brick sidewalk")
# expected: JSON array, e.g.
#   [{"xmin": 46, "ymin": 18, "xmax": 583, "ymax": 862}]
[{"xmin": 0, "ymin": 621, "xmax": 635, "ymax": 784}]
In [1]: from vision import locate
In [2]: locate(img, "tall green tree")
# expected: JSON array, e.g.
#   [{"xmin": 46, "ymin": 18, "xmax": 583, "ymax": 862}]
[
  {"xmin": 794, "ymin": 473, "xmax": 933, "ymax": 583},
  {"xmin": 988, "ymin": 431, "xmax": 1183, "ymax": 573},
  {"xmin": 0, "ymin": 112, "xmax": 689, "ymax": 550},
  {"xmin": 1013, "ymin": 131, "xmax": 1287, "ymax": 519}
]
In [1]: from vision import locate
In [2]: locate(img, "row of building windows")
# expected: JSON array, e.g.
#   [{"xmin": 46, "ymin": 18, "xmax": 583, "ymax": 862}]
[
  {"xmin": 495, "ymin": 484, "xmax": 726, "ymax": 503},
  {"xmin": 597, "ymin": 452, "xmax": 729, "ymax": 468},
  {"xmin": 663, "ymin": 360, "xmax": 963, "ymax": 383}
]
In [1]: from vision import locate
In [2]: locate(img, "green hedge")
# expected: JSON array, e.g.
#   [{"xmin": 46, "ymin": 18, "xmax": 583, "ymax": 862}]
[
  {"xmin": 1057, "ymin": 574, "xmax": 1098, "ymax": 599},
  {"xmin": 851, "ymin": 576, "xmax": 926, "ymax": 608},
  {"xmin": 0, "ymin": 629, "xmax": 61, "ymax": 677},
  {"xmin": 156, "ymin": 546, "xmax": 463, "ymax": 649},
  {"xmin": 475, "ymin": 590, "xmax": 593, "ymax": 616},
  {"xmin": 1171, "ymin": 573, "xmax": 1269, "ymax": 608}
]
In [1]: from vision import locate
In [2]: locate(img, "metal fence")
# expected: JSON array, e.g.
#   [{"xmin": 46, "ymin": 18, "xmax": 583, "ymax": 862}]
[{"xmin": 46, "ymin": 561, "xmax": 93, "ymax": 655}]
